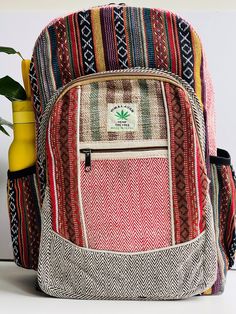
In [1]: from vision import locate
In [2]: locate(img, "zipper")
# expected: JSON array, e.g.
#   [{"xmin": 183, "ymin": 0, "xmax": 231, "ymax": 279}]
[
  {"xmin": 80, "ymin": 146, "xmax": 168, "ymax": 172},
  {"xmin": 81, "ymin": 149, "xmax": 92, "ymax": 172},
  {"xmin": 55, "ymin": 68, "xmax": 205, "ymax": 154},
  {"xmin": 57, "ymin": 69, "xmax": 187, "ymax": 99}
]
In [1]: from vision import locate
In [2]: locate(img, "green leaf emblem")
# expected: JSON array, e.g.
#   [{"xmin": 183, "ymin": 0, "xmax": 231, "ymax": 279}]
[{"xmin": 115, "ymin": 109, "xmax": 130, "ymax": 120}]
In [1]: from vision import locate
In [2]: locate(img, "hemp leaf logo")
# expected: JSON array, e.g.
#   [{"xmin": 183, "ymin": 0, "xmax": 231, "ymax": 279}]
[{"xmin": 115, "ymin": 109, "xmax": 130, "ymax": 120}]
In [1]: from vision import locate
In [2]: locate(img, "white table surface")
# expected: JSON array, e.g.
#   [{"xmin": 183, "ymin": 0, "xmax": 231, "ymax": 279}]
[{"xmin": 0, "ymin": 261, "xmax": 235, "ymax": 314}]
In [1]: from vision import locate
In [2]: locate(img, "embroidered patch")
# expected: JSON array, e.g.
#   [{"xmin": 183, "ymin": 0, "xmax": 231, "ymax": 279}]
[{"xmin": 107, "ymin": 103, "xmax": 137, "ymax": 132}]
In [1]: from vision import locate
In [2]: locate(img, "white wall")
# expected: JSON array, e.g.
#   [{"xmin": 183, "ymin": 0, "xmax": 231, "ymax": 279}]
[{"xmin": 1, "ymin": 1, "xmax": 236, "ymax": 258}]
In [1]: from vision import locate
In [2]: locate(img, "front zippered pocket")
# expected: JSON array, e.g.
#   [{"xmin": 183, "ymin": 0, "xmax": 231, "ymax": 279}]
[
  {"xmin": 45, "ymin": 67, "xmax": 208, "ymax": 253},
  {"xmin": 78, "ymin": 145, "xmax": 173, "ymax": 252},
  {"xmin": 80, "ymin": 146, "xmax": 168, "ymax": 172}
]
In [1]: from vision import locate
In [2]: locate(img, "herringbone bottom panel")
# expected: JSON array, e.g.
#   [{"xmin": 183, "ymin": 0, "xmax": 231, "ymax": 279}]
[{"xmin": 38, "ymin": 189, "xmax": 217, "ymax": 300}]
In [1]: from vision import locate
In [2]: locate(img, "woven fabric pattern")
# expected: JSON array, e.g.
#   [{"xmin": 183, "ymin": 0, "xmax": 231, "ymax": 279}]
[
  {"xmin": 7, "ymin": 167, "xmax": 41, "ymax": 270},
  {"xmin": 206, "ymin": 157, "xmax": 236, "ymax": 294},
  {"xmin": 80, "ymin": 156, "xmax": 171, "ymax": 251},
  {"xmin": 47, "ymin": 88, "xmax": 84, "ymax": 245},
  {"xmin": 163, "ymin": 83, "xmax": 207, "ymax": 243},
  {"xmin": 80, "ymin": 79, "xmax": 167, "ymax": 142},
  {"xmin": 30, "ymin": 5, "xmax": 216, "ymax": 207},
  {"xmin": 37, "ymin": 188, "xmax": 217, "ymax": 300},
  {"xmin": 26, "ymin": 4, "xmax": 233, "ymax": 298},
  {"xmin": 46, "ymin": 79, "xmax": 207, "ymax": 248}
]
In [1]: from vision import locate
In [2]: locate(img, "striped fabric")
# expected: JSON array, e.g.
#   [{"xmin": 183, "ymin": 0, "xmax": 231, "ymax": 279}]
[
  {"xmin": 46, "ymin": 78, "xmax": 207, "ymax": 248},
  {"xmin": 38, "ymin": 190, "xmax": 218, "ymax": 300},
  {"xmin": 79, "ymin": 79, "xmax": 167, "ymax": 142},
  {"xmin": 164, "ymin": 83, "xmax": 207, "ymax": 243},
  {"xmin": 7, "ymin": 167, "xmax": 41, "ymax": 270},
  {"xmin": 22, "ymin": 4, "xmax": 236, "ymax": 298},
  {"xmin": 30, "ymin": 5, "xmax": 216, "ymax": 205},
  {"xmin": 204, "ymin": 149, "xmax": 236, "ymax": 295}
]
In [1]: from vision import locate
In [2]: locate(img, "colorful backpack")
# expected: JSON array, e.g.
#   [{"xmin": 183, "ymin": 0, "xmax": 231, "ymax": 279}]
[{"xmin": 7, "ymin": 4, "xmax": 236, "ymax": 299}]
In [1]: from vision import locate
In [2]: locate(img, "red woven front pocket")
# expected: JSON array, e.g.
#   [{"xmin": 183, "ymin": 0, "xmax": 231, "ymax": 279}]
[{"xmin": 79, "ymin": 151, "xmax": 172, "ymax": 252}]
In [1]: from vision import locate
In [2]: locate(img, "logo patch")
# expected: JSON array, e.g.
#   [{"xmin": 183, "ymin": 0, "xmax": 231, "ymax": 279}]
[{"xmin": 107, "ymin": 103, "xmax": 137, "ymax": 132}]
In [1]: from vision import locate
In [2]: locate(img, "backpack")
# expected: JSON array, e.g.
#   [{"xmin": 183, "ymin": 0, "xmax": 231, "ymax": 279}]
[{"xmin": 7, "ymin": 4, "xmax": 236, "ymax": 300}]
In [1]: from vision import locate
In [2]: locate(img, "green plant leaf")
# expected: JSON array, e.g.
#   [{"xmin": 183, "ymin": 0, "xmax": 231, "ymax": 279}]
[
  {"xmin": 0, "ymin": 124, "xmax": 10, "ymax": 136},
  {"xmin": 0, "ymin": 76, "xmax": 26, "ymax": 101},
  {"xmin": 0, "ymin": 117, "xmax": 13, "ymax": 128},
  {"xmin": 0, "ymin": 46, "xmax": 24, "ymax": 59}
]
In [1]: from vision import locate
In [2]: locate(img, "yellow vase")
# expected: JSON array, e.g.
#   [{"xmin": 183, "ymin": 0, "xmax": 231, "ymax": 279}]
[{"xmin": 8, "ymin": 100, "xmax": 36, "ymax": 171}]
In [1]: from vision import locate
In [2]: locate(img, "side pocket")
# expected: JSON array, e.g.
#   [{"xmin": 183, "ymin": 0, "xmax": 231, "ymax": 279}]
[
  {"xmin": 7, "ymin": 166, "xmax": 41, "ymax": 270},
  {"xmin": 209, "ymin": 149, "xmax": 236, "ymax": 294}
]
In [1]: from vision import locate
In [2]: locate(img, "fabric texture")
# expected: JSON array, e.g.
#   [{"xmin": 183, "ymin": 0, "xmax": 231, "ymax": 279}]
[
  {"xmin": 7, "ymin": 166, "xmax": 41, "ymax": 270},
  {"xmin": 37, "ymin": 188, "xmax": 217, "ymax": 300},
  {"xmin": 30, "ymin": 5, "xmax": 216, "ymax": 207},
  {"xmin": 79, "ymin": 79, "xmax": 167, "ymax": 142},
  {"xmin": 80, "ymin": 156, "xmax": 172, "ymax": 251},
  {"xmin": 46, "ymin": 78, "xmax": 207, "ymax": 250},
  {"xmin": 204, "ymin": 149, "xmax": 236, "ymax": 295},
  {"xmin": 164, "ymin": 83, "xmax": 207, "ymax": 243},
  {"xmin": 21, "ymin": 3, "xmax": 235, "ymax": 299}
]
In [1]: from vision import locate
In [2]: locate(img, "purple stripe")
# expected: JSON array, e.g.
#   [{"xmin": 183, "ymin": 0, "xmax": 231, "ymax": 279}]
[{"xmin": 100, "ymin": 7, "xmax": 119, "ymax": 70}]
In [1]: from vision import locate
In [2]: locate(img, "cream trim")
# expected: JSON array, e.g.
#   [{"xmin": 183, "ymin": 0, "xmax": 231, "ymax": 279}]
[
  {"xmin": 80, "ymin": 149, "xmax": 168, "ymax": 161},
  {"xmin": 59, "ymin": 74, "xmax": 183, "ymax": 99},
  {"xmin": 194, "ymin": 130, "xmax": 201, "ymax": 235},
  {"xmin": 51, "ymin": 228, "xmax": 205, "ymax": 256},
  {"xmin": 48, "ymin": 122, "xmax": 59, "ymax": 232},
  {"xmin": 79, "ymin": 139, "xmax": 168, "ymax": 150},
  {"xmin": 161, "ymin": 82, "xmax": 176, "ymax": 246},
  {"xmin": 77, "ymin": 86, "xmax": 88, "ymax": 248}
]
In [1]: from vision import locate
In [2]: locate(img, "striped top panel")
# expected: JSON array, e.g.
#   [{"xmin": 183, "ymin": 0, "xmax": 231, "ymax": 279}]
[
  {"xmin": 30, "ymin": 5, "xmax": 217, "ymax": 203},
  {"xmin": 30, "ymin": 5, "xmax": 215, "ymax": 152},
  {"xmin": 31, "ymin": 6, "xmax": 200, "ymax": 110},
  {"xmin": 79, "ymin": 79, "xmax": 167, "ymax": 143}
]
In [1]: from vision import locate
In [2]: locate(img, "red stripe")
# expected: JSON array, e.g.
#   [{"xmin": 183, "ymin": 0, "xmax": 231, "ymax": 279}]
[
  {"xmin": 67, "ymin": 89, "xmax": 84, "ymax": 246},
  {"xmin": 18, "ymin": 179, "xmax": 29, "ymax": 268},
  {"xmin": 51, "ymin": 100, "xmax": 68, "ymax": 238},
  {"xmin": 166, "ymin": 12, "xmax": 177, "ymax": 74},
  {"xmin": 150, "ymin": 9, "xmax": 168, "ymax": 69},
  {"xmin": 54, "ymin": 18, "xmax": 72, "ymax": 85},
  {"xmin": 68, "ymin": 14, "xmax": 81, "ymax": 78}
]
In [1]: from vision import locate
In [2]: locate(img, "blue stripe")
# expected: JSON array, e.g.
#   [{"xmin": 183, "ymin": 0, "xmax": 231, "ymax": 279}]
[
  {"xmin": 126, "ymin": 7, "xmax": 146, "ymax": 67},
  {"xmin": 48, "ymin": 26, "xmax": 62, "ymax": 88},
  {"xmin": 143, "ymin": 9, "xmax": 155, "ymax": 68}
]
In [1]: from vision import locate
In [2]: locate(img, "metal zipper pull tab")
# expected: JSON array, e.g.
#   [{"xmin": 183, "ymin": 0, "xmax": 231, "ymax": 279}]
[{"xmin": 81, "ymin": 149, "xmax": 92, "ymax": 172}]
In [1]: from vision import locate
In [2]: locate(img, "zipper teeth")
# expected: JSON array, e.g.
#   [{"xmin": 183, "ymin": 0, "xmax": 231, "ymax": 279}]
[{"xmin": 80, "ymin": 146, "xmax": 168, "ymax": 153}]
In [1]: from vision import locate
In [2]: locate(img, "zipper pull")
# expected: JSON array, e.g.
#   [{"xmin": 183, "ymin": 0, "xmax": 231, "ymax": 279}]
[{"xmin": 81, "ymin": 149, "xmax": 92, "ymax": 172}]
